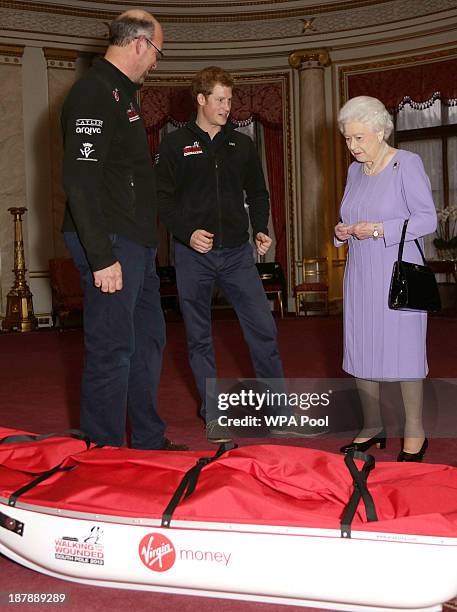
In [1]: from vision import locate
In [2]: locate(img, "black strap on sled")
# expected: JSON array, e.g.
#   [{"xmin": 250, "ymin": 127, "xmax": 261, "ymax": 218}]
[
  {"xmin": 8, "ymin": 463, "xmax": 76, "ymax": 507},
  {"xmin": 0, "ymin": 430, "xmax": 91, "ymax": 507},
  {"xmin": 0, "ymin": 429, "xmax": 90, "ymax": 449},
  {"xmin": 340, "ymin": 451, "xmax": 378, "ymax": 539},
  {"xmin": 161, "ymin": 442, "xmax": 237, "ymax": 528}
]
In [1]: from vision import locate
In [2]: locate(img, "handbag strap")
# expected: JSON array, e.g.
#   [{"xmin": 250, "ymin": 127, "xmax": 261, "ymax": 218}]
[{"xmin": 397, "ymin": 219, "xmax": 427, "ymax": 265}]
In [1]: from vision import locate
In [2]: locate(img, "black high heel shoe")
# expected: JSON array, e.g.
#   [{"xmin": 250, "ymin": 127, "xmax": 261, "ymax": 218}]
[
  {"xmin": 339, "ymin": 429, "xmax": 387, "ymax": 454},
  {"xmin": 397, "ymin": 438, "xmax": 428, "ymax": 463}
]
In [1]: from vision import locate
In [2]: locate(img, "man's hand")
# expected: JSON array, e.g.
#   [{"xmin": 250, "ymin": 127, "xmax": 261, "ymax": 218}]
[
  {"xmin": 255, "ymin": 232, "xmax": 272, "ymax": 256},
  {"xmin": 334, "ymin": 222, "xmax": 352, "ymax": 242},
  {"xmin": 190, "ymin": 229, "xmax": 214, "ymax": 253},
  {"xmin": 93, "ymin": 261, "xmax": 123, "ymax": 293}
]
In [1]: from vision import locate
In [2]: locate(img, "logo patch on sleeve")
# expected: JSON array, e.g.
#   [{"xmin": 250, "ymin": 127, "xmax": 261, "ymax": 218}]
[
  {"xmin": 127, "ymin": 103, "xmax": 140, "ymax": 122},
  {"xmin": 75, "ymin": 119, "xmax": 103, "ymax": 135},
  {"xmin": 183, "ymin": 141, "xmax": 203, "ymax": 156},
  {"xmin": 77, "ymin": 142, "xmax": 98, "ymax": 162}
]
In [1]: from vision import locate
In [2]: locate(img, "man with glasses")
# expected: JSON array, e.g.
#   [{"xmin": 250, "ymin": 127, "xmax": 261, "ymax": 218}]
[
  {"xmin": 141, "ymin": 35, "xmax": 164, "ymax": 61},
  {"xmin": 61, "ymin": 10, "xmax": 186, "ymax": 451}
]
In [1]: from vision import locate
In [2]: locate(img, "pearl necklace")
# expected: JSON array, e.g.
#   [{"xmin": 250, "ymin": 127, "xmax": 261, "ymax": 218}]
[{"xmin": 363, "ymin": 142, "xmax": 389, "ymax": 176}]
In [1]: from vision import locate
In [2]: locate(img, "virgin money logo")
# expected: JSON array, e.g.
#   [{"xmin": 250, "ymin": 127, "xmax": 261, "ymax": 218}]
[{"xmin": 139, "ymin": 533, "xmax": 176, "ymax": 572}]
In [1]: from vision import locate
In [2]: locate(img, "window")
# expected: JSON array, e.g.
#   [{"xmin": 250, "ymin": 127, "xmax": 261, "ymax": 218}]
[{"xmin": 394, "ymin": 99, "xmax": 457, "ymax": 258}]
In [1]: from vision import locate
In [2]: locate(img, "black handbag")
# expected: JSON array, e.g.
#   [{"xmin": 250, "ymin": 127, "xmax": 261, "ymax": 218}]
[{"xmin": 388, "ymin": 219, "xmax": 441, "ymax": 312}]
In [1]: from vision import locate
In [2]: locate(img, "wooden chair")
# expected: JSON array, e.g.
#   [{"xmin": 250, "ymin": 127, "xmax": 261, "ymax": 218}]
[
  {"xmin": 48, "ymin": 258, "xmax": 83, "ymax": 328},
  {"xmin": 157, "ymin": 265, "xmax": 179, "ymax": 311},
  {"xmin": 256, "ymin": 262, "xmax": 286, "ymax": 318},
  {"xmin": 294, "ymin": 258, "xmax": 329, "ymax": 316},
  {"xmin": 428, "ymin": 259, "xmax": 457, "ymax": 312}
]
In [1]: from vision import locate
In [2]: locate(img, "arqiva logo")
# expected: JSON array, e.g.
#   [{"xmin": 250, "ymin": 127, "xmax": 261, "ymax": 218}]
[{"xmin": 139, "ymin": 533, "xmax": 176, "ymax": 572}]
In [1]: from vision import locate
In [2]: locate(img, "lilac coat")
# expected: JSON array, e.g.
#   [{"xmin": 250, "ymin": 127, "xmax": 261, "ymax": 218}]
[{"xmin": 337, "ymin": 149, "xmax": 437, "ymax": 380}]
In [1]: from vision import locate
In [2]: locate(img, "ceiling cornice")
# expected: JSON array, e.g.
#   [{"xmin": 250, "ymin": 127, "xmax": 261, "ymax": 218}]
[
  {"xmin": 0, "ymin": 0, "xmax": 421, "ymax": 23},
  {"xmin": 1, "ymin": 0, "xmax": 456, "ymax": 53}
]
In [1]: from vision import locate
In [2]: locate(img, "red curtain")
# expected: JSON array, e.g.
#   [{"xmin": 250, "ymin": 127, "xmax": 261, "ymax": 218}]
[
  {"xmin": 140, "ymin": 83, "xmax": 287, "ymax": 277},
  {"xmin": 347, "ymin": 57, "xmax": 457, "ymax": 111},
  {"xmin": 140, "ymin": 83, "xmax": 283, "ymax": 128}
]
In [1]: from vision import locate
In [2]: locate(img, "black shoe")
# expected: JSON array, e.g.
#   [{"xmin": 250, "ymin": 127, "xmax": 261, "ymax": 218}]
[
  {"xmin": 397, "ymin": 438, "xmax": 428, "ymax": 462},
  {"xmin": 270, "ymin": 423, "xmax": 329, "ymax": 438},
  {"xmin": 206, "ymin": 420, "xmax": 232, "ymax": 444},
  {"xmin": 161, "ymin": 438, "xmax": 189, "ymax": 451},
  {"xmin": 340, "ymin": 429, "xmax": 387, "ymax": 454}
]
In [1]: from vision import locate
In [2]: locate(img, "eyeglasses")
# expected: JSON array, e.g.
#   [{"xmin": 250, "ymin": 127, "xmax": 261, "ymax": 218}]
[{"xmin": 137, "ymin": 36, "xmax": 164, "ymax": 59}]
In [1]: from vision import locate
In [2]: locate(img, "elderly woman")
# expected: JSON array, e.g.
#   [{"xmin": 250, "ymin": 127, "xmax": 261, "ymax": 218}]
[{"xmin": 335, "ymin": 95, "xmax": 437, "ymax": 462}]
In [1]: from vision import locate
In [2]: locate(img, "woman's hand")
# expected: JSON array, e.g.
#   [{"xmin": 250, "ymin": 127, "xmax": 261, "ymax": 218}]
[
  {"xmin": 350, "ymin": 222, "xmax": 383, "ymax": 240},
  {"xmin": 334, "ymin": 222, "xmax": 352, "ymax": 242}
]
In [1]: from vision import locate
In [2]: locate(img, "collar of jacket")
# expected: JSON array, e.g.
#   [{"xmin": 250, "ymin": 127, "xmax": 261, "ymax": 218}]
[
  {"xmin": 95, "ymin": 57, "xmax": 141, "ymax": 96},
  {"xmin": 185, "ymin": 115, "xmax": 235, "ymax": 149}
]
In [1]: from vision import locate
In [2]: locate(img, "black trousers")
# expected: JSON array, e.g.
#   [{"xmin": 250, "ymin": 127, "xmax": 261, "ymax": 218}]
[
  {"xmin": 64, "ymin": 232, "xmax": 166, "ymax": 449},
  {"xmin": 174, "ymin": 241, "xmax": 284, "ymax": 422}
]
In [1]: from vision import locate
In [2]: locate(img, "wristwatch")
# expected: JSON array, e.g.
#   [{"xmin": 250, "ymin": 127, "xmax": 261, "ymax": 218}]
[{"xmin": 372, "ymin": 224, "xmax": 380, "ymax": 240}]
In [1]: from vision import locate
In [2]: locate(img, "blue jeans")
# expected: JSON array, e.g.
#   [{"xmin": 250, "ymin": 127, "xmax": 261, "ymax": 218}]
[
  {"xmin": 64, "ymin": 232, "xmax": 166, "ymax": 449},
  {"xmin": 174, "ymin": 241, "xmax": 284, "ymax": 422}
]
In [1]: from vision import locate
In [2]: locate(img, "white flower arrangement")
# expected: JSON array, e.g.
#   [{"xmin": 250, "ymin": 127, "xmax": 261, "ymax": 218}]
[{"xmin": 434, "ymin": 205, "xmax": 457, "ymax": 250}]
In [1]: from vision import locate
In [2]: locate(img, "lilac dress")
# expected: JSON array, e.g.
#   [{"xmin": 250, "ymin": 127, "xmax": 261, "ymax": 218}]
[{"xmin": 338, "ymin": 149, "xmax": 437, "ymax": 380}]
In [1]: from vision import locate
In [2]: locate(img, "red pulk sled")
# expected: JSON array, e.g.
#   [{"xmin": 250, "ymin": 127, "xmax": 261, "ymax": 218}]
[{"xmin": 1, "ymin": 426, "xmax": 457, "ymax": 612}]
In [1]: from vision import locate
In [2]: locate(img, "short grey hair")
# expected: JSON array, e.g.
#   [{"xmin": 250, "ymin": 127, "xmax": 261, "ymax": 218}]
[
  {"xmin": 338, "ymin": 96, "xmax": 394, "ymax": 139},
  {"xmin": 109, "ymin": 16, "xmax": 155, "ymax": 47}
]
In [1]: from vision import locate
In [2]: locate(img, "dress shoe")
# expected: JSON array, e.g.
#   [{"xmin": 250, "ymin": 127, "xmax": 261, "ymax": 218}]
[
  {"xmin": 161, "ymin": 438, "xmax": 189, "ymax": 451},
  {"xmin": 206, "ymin": 420, "xmax": 232, "ymax": 444},
  {"xmin": 340, "ymin": 429, "xmax": 387, "ymax": 454},
  {"xmin": 270, "ymin": 423, "xmax": 329, "ymax": 438},
  {"xmin": 397, "ymin": 438, "xmax": 428, "ymax": 462}
]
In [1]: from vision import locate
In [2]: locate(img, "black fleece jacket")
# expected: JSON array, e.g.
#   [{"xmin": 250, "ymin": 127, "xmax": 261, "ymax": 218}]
[
  {"xmin": 61, "ymin": 58, "xmax": 158, "ymax": 271},
  {"xmin": 155, "ymin": 119, "xmax": 270, "ymax": 248}
]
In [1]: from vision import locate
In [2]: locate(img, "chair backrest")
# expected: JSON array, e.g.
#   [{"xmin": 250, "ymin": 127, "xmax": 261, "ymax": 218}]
[
  {"xmin": 255, "ymin": 262, "xmax": 285, "ymax": 283},
  {"xmin": 157, "ymin": 265, "xmax": 176, "ymax": 285},
  {"xmin": 297, "ymin": 257, "xmax": 328, "ymax": 285}
]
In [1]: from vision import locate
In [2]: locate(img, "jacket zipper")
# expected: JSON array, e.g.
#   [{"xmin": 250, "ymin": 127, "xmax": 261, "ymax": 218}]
[
  {"xmin": 215, "ymin": 159, "xmax": 223, "ymax": 247},
  {"xmin": 129, "ymin": 174, "xmax": 136, "ymax": 209}
]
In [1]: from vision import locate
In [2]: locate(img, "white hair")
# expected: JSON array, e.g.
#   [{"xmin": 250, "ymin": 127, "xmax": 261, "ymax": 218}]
[{"xmin": 338, "ymin": 96, "xmax": 394, "ymax": 139}]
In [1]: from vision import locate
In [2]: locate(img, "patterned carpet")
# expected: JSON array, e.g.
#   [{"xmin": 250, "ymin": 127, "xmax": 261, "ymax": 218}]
[{"xmin": 1, "ymin": 315, "xmax": 457, "ymax": 611}]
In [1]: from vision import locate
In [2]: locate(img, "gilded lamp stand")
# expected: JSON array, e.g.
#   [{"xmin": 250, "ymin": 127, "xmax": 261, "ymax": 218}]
[{"xmin": 2, "ymin": 207, "xmax": 37, "ymax": 332}]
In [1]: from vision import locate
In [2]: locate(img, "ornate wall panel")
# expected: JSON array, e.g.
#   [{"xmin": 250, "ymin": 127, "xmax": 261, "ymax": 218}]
[
  {"xmin": 0, "ymin": 45, "xmax": 25, "ymax": 316},
  {"xmin": 44, "ymin": 48, "xmax": 77, "ymax": 260}
]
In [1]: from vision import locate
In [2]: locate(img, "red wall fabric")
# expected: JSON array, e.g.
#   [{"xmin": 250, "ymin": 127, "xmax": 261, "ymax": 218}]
[
  {"xmin": 140, "ymin": 83, "xmax": 283, "ymax": 128},
  {"xmin": 263, "ymin": 124, "xmax": 287, "ymax": 279},
  {"xmin": 141, "ymin": 83, "xmax": 287, "ymax": 278},
  {"xmin": 347, "ymin": 57, "xmax": 457, "ymax": 111}
]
